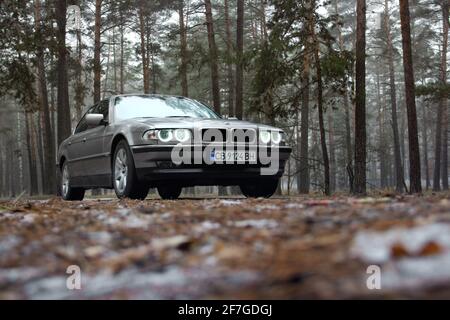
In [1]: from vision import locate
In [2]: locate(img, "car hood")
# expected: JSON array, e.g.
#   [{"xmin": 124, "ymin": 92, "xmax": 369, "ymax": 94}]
[{"xmin": 125, "ymin": 117, "xmax": 281, "ymax": 131}]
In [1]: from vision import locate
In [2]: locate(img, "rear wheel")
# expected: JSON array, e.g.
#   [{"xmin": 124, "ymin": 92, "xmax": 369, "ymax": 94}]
[
  {"xmin": 61, "ymin": 162, "xmax": 85, "ymax": 201},
  {"xmin": 113, "ymin": 140, "xmax": 149, "ymax": 200},
  {"xmin": 157, "ymin": 185, "xmax": 182, "ymax": 200},
  {"xmin": 240, "ymin": 179, "xmax": 279, "ymax": 198}
]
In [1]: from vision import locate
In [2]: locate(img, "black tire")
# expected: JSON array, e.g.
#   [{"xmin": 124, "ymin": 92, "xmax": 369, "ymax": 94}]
[
  {"xmin": 240, "ymin": 179, "xmax": 279, "ymax": 198},
  {"xmin": 113, "ymin": 140, "xmax": 149, "ymax": 200},
  {"xmin": 157, "ymin": 185, "xmax": 182, "ymax": 200},
  {"xmin": 61, "ymin": 162, "xmax": 85, "ymax": 201}
]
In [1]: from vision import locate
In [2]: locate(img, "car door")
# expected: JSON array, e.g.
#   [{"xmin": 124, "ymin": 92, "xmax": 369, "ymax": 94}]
[
  {"xmin": 82, "ymin": 99, "xmax": 110, "ymax": 186},
  {"xmin": 67, "ymin": 105, "xmax": 96, "ymax": 185}
]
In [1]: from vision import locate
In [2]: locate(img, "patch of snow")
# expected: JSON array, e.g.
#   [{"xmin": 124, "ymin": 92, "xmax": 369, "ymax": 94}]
[
  {"xmin": 219, "ymin": 200, "xmax": 242, "ymax": 206},
  {"xmin": 254, "ymin": 205, "xmax": 280, "ymax": 212},
  {"xmin": 284, "ymin": 203, "xmax": 305, "ymax": 209},
  {"xmin": 0, "ymin": 235, "xmax": 21, "ymax": 255},
  {"xmin": 232, "ymin": 219, "xmax": 278, "ymax": 229},
  {"xmin": 351, "ymin": 223, "xmax": 450, "ymax": 264},
  {"xmin": 23, "ymin": 266, "xmax": 260, "ymax": 299},
  {"xmin": 351, "ymin": 223, "xmax": 450, "ymax": 290},
  {"xmin": 381, "ymin": 254, "xmax": 450, "ymax": 290},
  {"xmin": 194, "ymin": 221, "xmax": 221, "ymax": 233},
  {"xmin": 22, "ymin": 213, "xmax": 38, "ymax": 224}
]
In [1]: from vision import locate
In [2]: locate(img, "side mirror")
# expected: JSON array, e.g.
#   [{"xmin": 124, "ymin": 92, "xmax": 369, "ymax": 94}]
[{"xmin": 86, "ymin": 113, "xmax": 105, "ymax": 126}]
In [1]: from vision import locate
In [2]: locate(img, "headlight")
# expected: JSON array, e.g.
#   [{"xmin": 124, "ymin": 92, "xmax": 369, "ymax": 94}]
[
  {"xmin": 142, "ymin": 130, "xmax": 157, "ymax": 140},
  {"xmin": 271, "ymin": 131, "xmax": 282, "ymax": 144},
  {"xmin": 259, "ymin": 130, "xmax": 271, "ymax": 144},
  {"xmin": 157, "ymin": 129, "xmax": 173, "ymax": 142},
  {"xmin": 174, "ymin": 129, "xmax": 191, "ymax": 142}
]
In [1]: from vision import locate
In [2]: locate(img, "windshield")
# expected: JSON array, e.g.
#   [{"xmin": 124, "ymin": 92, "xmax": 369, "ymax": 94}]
[{"xmin": 114, "ymin": 95, "xmax": 220, "ymax": 121}]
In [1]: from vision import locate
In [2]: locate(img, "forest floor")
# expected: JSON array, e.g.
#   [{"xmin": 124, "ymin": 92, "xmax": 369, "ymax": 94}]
[{"xmin": 1, "ymin": 192, "xmax": 450, "ymax": 299}]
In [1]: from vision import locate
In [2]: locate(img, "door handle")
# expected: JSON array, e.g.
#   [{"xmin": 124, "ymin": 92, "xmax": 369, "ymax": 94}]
[
  {"xmin": 83, "ymin": 138, "xmax": 87, "ymax": 143},
  {"xmin": 68, "ymin": 141, "xmax": 72, "ymax": 146}
]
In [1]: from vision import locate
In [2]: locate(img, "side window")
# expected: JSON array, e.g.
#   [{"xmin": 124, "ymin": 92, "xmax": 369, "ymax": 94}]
[
  {"xmin": 97, "ymin": 100, "xmax": 109, "ymax": 122},
  {"xmin": 74, "ymin": 105, "xmax": 96, "ymax": 134}
]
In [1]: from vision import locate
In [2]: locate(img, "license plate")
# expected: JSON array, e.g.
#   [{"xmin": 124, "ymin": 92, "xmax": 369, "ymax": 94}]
[{"xmin": 210, "ymin": 150, "xmax": 257, "ymax": 163}]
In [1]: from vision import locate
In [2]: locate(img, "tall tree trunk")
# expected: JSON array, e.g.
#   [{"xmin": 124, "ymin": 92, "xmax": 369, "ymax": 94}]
[
  {"xmin": 119, "ymin": 17, "xmax": 125, "ymax": 94},
  {"xmin": 298, "ymin": 58, "xmax": 310, "ymax": 194},
  {"xmin": 376, "ymin": 69, "xmax": 388, "ymax": 188},
  {"xmin": 36, "ymin": 112, "xmax": 45, "ymax": 193},
  {"xmin": 7, "ymin": 138, "xmax": 15, "ymax": 197},
  {"xmin": 0, "ymin": 144, "xmax": 3, "ymax": 198},
  {"xmin": 328, "ymin": 111, "xmax": 336, "ymax": 192},
  {"xmin": 399, "ymin": 0, "xmax": 422, "ymax": 193},
  {"xmin": 204, "ymin": 0, "xmax": 221, "ymax": 114},
  {"xmin": 440, "ymin": 0, "xmax": 449, "ymax": 190},
  {"xmin": 113, "ymin": 28, "xmax": 118, "ymax": 93},
  {"xmin": 138, "ymin": 6, "xmax": 150, "ymax": 94},
  {"xmin": 103, "ymin": 35, "xmax": 111, "ymax": 98},
  {"xmin": 334, "ymin": 0, "xmax": 353, "ymax": 191},
  {"xmin": 75, "ymin": 22, "xmax": 84, "ymax": 120},
  {"xmin": 385, "ymin": 0, "xmax": 404, "ymax": 192},
  {"xmin": 354, "ymin": 0, "xmax": 367, "ymax": 195},
  {"xmin": 56, "ymin": 0, "xmax": 71, "ymax": 146},
  {"xmin": 422, "ymin": 101, "xmax": 430, "ymax": 189},
  {"xmin": 34, "ymin": 0, "xmax": 55, "ymax": 194},
  {"xmin": 25, "ymin": 112, "xmax": 38, "ymax": 195},
  {"xmin": 224, "ymin": 0, "xmax": 234, "ymax": 116},
  {"xmin": 313, "ymin": 27, "xmax": 330, "ymax": 195},
  {"xmin": 94, "ymin": 0, "xmax": 102, "ymax": 102},
  {"xmin": 179, "ymin": 0, "xmax": 189, "ymax": 97},
  {"xmin": 235, "ymin": 0, "xmax": 244, "ymax": 119}
]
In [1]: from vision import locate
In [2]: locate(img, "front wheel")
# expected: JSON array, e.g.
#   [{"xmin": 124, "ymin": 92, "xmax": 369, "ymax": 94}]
[
  {"xmin": 240, "ymin": 179, "xmax": 279, "ymax": 198},
  {"xmin": 113, "ymin": 140, "xmax": 149, "ymax": 200},
  {"xmin": 157, "ymin": 186, "xmax": 182, "ymax": 200},
  {"xmin": 61, "ymin": 162, "xmax": 85, "ymax": 201}
]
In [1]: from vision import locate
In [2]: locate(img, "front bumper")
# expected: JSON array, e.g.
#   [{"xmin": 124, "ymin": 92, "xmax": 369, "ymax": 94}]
[{"xmin": 131, "ymin": 144, "xmax": 292, "ymax": 187}]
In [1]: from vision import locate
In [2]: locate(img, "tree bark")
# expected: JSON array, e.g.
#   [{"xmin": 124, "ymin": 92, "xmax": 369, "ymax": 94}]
[
  {"xmin": 235, "ymin": 0, "xmax": 244, "ymax": 119},
  {"xmin": 354, "ymin": 0, "xmax": 367, "ymax": 195},
  {"xmin": 75, "ymin": 22, "xmax": 84, "ymax": 120},
  {"xmin": 376, "ymin": 69, "xmax": 388, "ymax": 188},
  {"xmin": 56, "ymin": 0, "xmax": 71, "ymax": 146},
  {"xmin": 179, "ymin": 0, "xmax": 189, "ymax": 97},
  {"xmin": 204, "ymin": 0, "xmax": 221, "ymax": 114},
  {"xmin": 313, "ymin": 26, "xmax": 330, "ymax": 195},
  {"xmin": 298, "ymin": 60, "xmax": 310, "ymax": 194},
  {"xmin": 119, "ymin": 12, "xmax": 125, "ymax": 94},
  {"xmin": 385, "ymin": 0, "xmax": 404, "ymax": 192},
  {"xmin": 399, "ymin": 0, "xmax": 422, "ymax": 193},
  {"xmin": 440, "ymin": 0, "xmax": 449, "ymax": 190},
  {"xmin": 94, "ymin": 0, "xmax": 102, "ymax": 102},
  {"xmin": 25, "ymin": 112, "xmax": 38, "ymax": 195},
  {"xmin": 422, "ymin": 100, "xmax": 430, "ymax": 189},
  {"xmin": 138, "ymin": 6, "xmax": 150, "ymax": 94},
  {"xmin": 224, "ymin": 0, "xmax": 234, "ymax": 116},
  {"xmin": 334, "ymin": 0, "xmax": 353, "ymax": 192},
  {"xmin": 328, "ymin": 111, "xmax": 336, "ymax": 192},
  {"xmin": 113, "ymin": 28, "xmax": 118, "ymax": 93},
  {"xmin": 34, "ymin": 0, "xmax": 55, "ymax": 194}
]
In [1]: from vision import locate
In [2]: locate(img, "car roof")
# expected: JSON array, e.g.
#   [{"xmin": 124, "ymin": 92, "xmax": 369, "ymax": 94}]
[{"xmin": 111, "ymin": 93, "xmax": 187, "ymax": 100}]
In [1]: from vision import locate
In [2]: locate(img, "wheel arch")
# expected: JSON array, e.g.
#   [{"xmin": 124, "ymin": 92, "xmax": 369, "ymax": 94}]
[{"xmin": 110, "ymin": 134, "xmax": 137, "ymax": 172}]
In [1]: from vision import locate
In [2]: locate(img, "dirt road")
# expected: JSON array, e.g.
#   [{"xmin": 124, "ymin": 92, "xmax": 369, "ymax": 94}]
[{"xmin": 1, "ymin": 193, "xmax": 450, "ymax": 299}]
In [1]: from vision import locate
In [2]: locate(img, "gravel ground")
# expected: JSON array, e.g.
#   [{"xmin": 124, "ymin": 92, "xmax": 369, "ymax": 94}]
[{"xmin": 1, "ymin": 192, "xmax": 450, "ymax": 299}]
